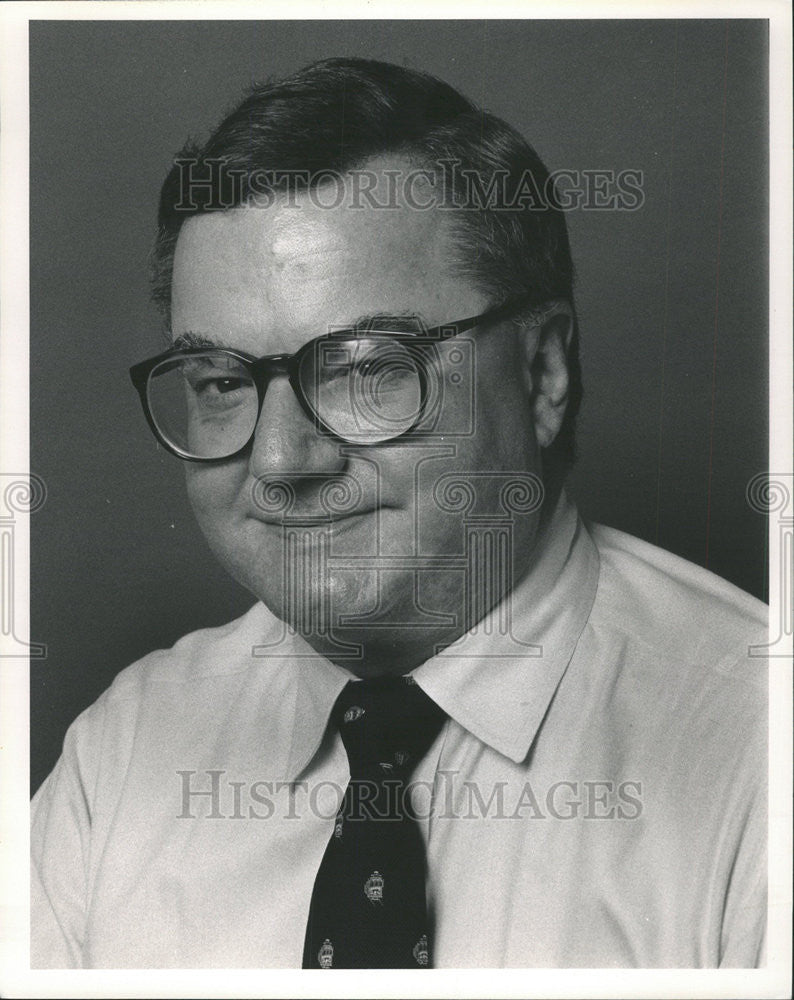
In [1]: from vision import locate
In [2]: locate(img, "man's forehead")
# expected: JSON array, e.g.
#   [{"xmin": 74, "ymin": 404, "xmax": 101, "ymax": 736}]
[
  {"xmin": 178, "ymin": 170, "xmax": 447, "ymax": 262},
  {"xmin": 268, "ymin": 211, "xmax": 348, "ymax": 263},
  {"xmin": 170, "ymin": 163, "xmax": 474, "ymax": 343}
]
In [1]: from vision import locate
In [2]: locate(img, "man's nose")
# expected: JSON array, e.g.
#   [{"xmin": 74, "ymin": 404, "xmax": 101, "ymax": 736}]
[{"xmin": 247, "ymin": 376, "xmax": 347, "ymax": 480}]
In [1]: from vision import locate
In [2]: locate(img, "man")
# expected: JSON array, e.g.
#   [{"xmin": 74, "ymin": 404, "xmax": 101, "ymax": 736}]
[{"xmin": 31, "ymin": 57, "xmax": 766, "ymax": 968}]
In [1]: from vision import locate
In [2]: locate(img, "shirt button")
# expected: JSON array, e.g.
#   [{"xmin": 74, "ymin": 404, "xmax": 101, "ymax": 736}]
[{"xmin": 343, "ymin": 706, "xmax": 365, "ymax": 723}]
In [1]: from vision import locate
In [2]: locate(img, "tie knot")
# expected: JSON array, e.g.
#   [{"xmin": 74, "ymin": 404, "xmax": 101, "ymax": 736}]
[{"xmin": 333, "ymin": 676, "xmax": 446, "ymax": 779}]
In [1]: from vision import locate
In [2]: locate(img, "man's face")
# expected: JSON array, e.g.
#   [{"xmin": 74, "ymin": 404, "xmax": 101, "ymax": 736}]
[{"xmin": 170, "ymin": 161, "xmax": 546, "ymax": 673}]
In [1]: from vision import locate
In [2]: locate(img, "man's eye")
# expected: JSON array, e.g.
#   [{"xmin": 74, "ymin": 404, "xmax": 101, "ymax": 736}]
[
  {"xmin": 322, "ymin": 359, "xmax": 373, "ymax": 383},
  {"xmin": 200, "ymin": 377, "xmax": 248, "ymax": 395},
  {"xmin": 344, "ymin": 359, "xmax": 376, "ymax": 380},
  {"xmin": 187, "ymin": 374, "xmax": 256, "ymax": 409},
  {"xmin": 187, "ymin": 371, "xmax": 252, "ymax": 393}
]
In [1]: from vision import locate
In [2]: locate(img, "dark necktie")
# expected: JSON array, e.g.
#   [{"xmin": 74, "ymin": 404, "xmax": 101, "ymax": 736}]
[{"xmin": 302, "ymin": 675, "xmax": 447, "ymax": 969}]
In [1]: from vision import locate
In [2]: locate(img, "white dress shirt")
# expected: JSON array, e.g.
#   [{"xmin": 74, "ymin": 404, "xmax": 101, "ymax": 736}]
[{"xmin": 31, "ymin": 494, "xmax": 767, "ymax": 968}]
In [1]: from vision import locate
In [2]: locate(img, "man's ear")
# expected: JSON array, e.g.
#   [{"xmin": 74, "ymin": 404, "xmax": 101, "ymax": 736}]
[{"xmin": 519, "ymin": 301, "xmax": 574, "ymax": 449}]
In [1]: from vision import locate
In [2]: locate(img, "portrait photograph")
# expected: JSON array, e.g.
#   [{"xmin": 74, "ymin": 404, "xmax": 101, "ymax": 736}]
[{"xmin": 0, "ymin": 2, "xmax": 791, "ymax": 998}]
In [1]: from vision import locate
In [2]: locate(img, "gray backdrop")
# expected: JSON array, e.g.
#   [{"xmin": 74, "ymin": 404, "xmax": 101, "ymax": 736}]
[{"xmin": 30, "ymin": 19, "xmax": 768, "ymax": 793}]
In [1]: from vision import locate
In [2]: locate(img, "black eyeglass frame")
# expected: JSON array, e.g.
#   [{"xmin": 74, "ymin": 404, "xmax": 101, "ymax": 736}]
[{"xmin": 129, "ymin": 294, "xmax": 537, "ymax": 462}]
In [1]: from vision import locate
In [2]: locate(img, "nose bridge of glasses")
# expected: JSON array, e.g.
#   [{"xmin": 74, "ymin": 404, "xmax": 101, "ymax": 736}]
[
  {"xmin": 248, "ymin": 353, "xmax": 294, "ymax": 394},
  {"xmin": 247, "ymin": 353, "xmax": 319, "ymax": 442}
]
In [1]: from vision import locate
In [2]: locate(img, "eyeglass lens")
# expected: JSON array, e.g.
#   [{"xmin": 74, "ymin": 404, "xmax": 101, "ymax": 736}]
[{"xmin": 146, "ymin": 339, "xmax": 426, "ymax": 459}]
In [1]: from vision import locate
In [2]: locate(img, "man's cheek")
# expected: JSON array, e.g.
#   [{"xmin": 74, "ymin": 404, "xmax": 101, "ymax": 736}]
[{"xmin": 185, "ymin": 465, "xmax": 246, "ymax": 521}]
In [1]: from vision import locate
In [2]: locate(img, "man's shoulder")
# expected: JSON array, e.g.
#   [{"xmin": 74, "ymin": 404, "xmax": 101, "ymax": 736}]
[
  {"xmin": 36, "ymin": 602, "xmax": 286, "ymax": 805},
  {"xmin": 105, "ymin": 601, "xmax": 274, "ymax": 704},
  {"xmin": 587, "ymin": 521, "xmax": 767, "ymax": 689}
]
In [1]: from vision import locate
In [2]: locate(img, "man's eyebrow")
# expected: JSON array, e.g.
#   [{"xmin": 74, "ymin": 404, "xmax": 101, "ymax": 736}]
[
  {"xmin": 171, "ymin": 331, "xmax": 235, "ymax": 351},
  {"xmin": 171, "ymin": 315, "xmax": 435, "ymax": 350}
]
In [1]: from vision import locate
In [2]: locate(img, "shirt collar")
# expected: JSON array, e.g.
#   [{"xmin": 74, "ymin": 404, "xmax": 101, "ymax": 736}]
[
  {"xmin": 279, "ymin": 642, "xmax": 355, "ymax": 783},
  {"xmin": 270, "ymin": 489, "xmax": 599, "ymax": 779},
  {"xmin": 413, "ymin": 490, "xmax": 600, "ymax": 763}
]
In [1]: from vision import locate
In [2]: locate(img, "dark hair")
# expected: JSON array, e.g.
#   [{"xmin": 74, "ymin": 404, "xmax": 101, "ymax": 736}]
[{"xmin": 151, "ymin": 57, "xmax": 582, "ymax": 468}]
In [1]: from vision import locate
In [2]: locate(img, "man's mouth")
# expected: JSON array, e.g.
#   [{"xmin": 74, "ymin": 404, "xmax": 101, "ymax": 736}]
[{"xmin": 252, "ymin": 510, "xmax": 376, "ymax": 529}]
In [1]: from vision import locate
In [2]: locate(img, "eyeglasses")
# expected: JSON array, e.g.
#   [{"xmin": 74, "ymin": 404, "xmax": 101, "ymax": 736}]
[{"xmin": 129, "ymin": 295, "xmax": 534, "ymax": 462}]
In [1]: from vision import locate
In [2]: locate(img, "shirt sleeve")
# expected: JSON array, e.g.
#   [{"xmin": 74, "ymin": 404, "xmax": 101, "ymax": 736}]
[
  {"xmin": 718, "ymin": 791, "xmax": 767, "ymax": 966},
  {"xmin": 30, "ymin": 696, "xmax": 106, "ymax": 968},
  {"xmin": 717, "ymin": 656, "xmax": 768, "ymax": 969}
]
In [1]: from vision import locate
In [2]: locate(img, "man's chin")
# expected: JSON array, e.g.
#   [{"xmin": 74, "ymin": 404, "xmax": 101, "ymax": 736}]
[
  {"xmin": 248, "ymin": 567, "xmax": 466, "ymax": 673},
  {"xmin": 250, "ymin": 569, "xmax": 382, "ymax": 632}
]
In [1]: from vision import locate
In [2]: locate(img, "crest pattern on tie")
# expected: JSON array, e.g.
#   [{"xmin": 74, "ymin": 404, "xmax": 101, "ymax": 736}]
[{"xmin": 302, "ymin": 675, "xmax": 446, "ymax": 968}]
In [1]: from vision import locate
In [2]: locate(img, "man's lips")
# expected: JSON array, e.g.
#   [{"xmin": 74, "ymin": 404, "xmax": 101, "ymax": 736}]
[{"xmin": 248, "ymin": 509, "xmax": 377, "ymax": 528}]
